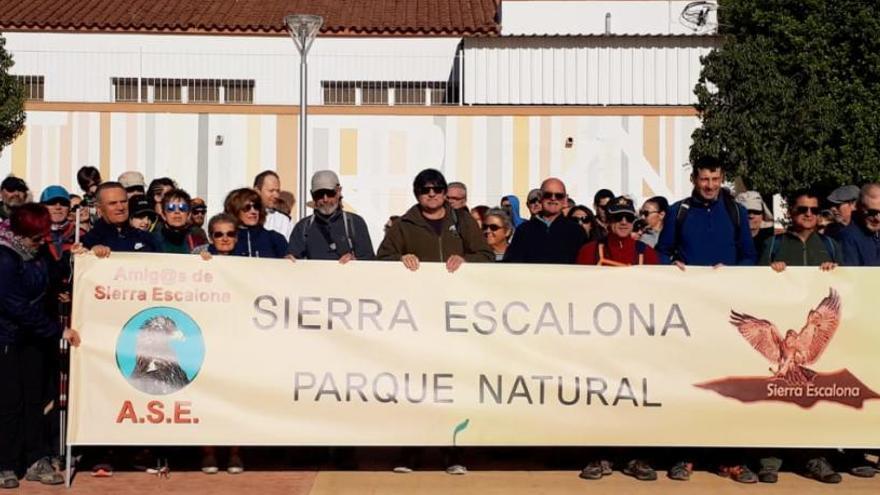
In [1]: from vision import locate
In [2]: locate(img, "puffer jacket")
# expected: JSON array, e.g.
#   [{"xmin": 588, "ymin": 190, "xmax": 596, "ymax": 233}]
[
  {"xmin": 0, "ymin": 223, "xmax": 61, "ymax": 345},
  {"xmin": 376, "ymin": 204, "xmax": 493, "ymax": 263},
  {"xmin": 231, "ymin": 224, "xmax": 289, "ymax": 258}
]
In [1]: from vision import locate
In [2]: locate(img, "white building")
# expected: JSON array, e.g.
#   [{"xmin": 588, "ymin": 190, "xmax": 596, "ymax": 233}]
[{"xmin": 0, "ymin": 0, "xmax": 718, "ymax": 244}]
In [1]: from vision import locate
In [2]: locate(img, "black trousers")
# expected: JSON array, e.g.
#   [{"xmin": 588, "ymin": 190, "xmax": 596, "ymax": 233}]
[{"xmin": 0, "ymin": 344, "xmax": 49, "ymax": 472}]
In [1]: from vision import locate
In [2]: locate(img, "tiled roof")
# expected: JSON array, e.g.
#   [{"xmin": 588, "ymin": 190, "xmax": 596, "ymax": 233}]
[{"xmin": 0, "ymin": 0, "xmax": 500, "ymax": 36}]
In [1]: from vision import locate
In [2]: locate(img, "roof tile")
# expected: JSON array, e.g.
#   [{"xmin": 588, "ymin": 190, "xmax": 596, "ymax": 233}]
[{"xmin": 0, "ymin": 0, "xmax": 500, "ymax": 36}]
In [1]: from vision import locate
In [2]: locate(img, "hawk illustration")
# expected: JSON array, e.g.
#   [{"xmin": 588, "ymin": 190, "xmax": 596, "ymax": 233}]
[
  {"xmin": 729, "ymin": 289, "xmax": 841, "ymax": 385},
  {"xmin": 129, "ymin": 316, "xmax": 191, "ymax": 395}
]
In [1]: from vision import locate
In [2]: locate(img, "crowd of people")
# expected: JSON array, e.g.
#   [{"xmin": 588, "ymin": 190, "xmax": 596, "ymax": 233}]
[{"xmin": 1, "ymin": 158, "xmax": 879, "ymax": 488}]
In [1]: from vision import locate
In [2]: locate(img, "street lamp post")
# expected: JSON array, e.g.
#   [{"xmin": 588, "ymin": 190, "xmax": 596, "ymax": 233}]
[{"xmin": 285, "ymin": 14, "xmax": 324, "ymax": 220}]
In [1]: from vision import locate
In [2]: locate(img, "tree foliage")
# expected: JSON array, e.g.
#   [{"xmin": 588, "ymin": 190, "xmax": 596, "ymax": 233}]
[
  {"xmin": 0, "ymin": 34, "xmax": 25, "ymax": 151},
  {"xmin": 691, "ymin": 0, "xmax": 880, "ymax": 198}
]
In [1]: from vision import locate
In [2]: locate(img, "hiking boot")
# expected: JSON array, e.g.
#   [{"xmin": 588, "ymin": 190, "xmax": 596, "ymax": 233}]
[
  {"xmin": 599, "ymin": 459, "xmax": 613, "ymax": 476},
  {"xmin": 227, "ymin": 454, "xmax": 244, "ymax": 475},
  {"xmin": 668, "ymin": 461, "xmax": 692, "ymax": 481},
  {"xmin": 720, "ymin": 465, "xmax": 757, "ymax": 484},
  {"xmin": 623, "ymin": 459, "xmax": 657, "ymax": 481},
  {"xmin": 578, "ymin": 461, "xmax": 606, "ymax": 480},
  {"xmin": 758, "ymin": 457, "xmax": 781, "ymax": 483},
  {"xmin": 0, "ymin": 470, "xmax": 19, "ymax": 489},
  {"xmin": 805, "ymin": 457, "xmax": 841, "ymax": 484},
  {"xmin": 25, "ymin": 457, "xmax": 64, "ymax": 485},
  {"xmin": 851, "ymin": 465, "xmax": 877, "ymax": 478},
  {"xmin": 201, "ymin": 454, "xmax": 218, "ymax": 475}
]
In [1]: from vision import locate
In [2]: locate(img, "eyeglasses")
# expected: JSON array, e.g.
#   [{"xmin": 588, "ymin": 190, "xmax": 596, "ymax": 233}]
[
  {"xmin": 482, "ymin": 224, "xmax": 504, "ymax": 232},
  {"xmin": 793, "ymin": 206, "xmax": 820, "ymax": 216},
  {"xmin": 242, "ymin": 202, "xmax": 262, "ymax": 213},
  {"xmin": 416, "ymin": 185, "xmax": 446, "ymax": 195},
  {"xmin": 864, "ymin": 208, "xmax": 880, "ymax": 218},
  {"xmin": 574, "ymin": 216, "xmax": 593, "ymax": 225},
  {"xmin": 542, "ymin": 192, "xmax": 566, "ymax": 201},
  {"xmin": 747, "ymin": 209, "xmax": 763, "ymax": 216},
  {"xmin": 312, "ymin": 189, "xmax": 338, "ymax": 200},
  {"xmin": 639, "ymin": 210, "xmax": 657, "ymax": 217},
  {"xmin": 527, "ymin": 198, "xmax": 541, "ymax": 205},
  {"xmin": 610, "ymin": 213, "xmax": 636, "ymax": 224},
  {"xmin": 164, "ymin": 203, "xmax": 190, "ymax": 213},
  {"xmin": 211, "ymin": 231, "xmax": 237, "ymax": 239}
]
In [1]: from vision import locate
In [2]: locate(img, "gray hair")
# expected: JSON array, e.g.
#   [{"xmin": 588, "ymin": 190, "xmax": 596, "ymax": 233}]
[
  {"xmin": 485, "ymin": 208, "xmax": 513, "ymax": 237},
  {"xmin": 447, "ymin": 181, "xmax": 467, "ymax": 193}
]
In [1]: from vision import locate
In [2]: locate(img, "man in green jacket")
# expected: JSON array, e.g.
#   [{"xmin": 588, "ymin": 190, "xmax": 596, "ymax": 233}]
[
  {"xmin": 377, "ymin": 168, "xmax": 493, "ymax": 272},
  {"xmin": 760, "ymin": 189, "xmax": 841, "ymax": 270},
  {"xmin": 758, "ymin": 188, "xmax": 842, "ymax": 484}
]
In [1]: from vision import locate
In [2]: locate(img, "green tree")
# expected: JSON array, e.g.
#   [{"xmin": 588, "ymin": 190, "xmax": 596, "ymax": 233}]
[
  {"xmin": 0, "ymin": 34, "xmax": 25, "ymax": 151},
  {"xmin": 691, "ymin": 0, "xmax": 880, "ymax": 198}
]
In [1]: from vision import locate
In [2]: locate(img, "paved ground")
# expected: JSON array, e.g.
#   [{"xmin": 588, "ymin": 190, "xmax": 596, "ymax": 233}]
[{"xmin": 11, "ymin": 470, "xmax": 880, "ymax": 494}]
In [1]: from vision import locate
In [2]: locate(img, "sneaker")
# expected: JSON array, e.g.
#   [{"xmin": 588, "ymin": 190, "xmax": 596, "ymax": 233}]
[
  {"xmin": 600, "ymin": 459, "xmax": 613, "ymax": 476},
  {"xmin": 668, "ymin": 461, "xmax": 692, "ymax": 481},
  {"xmin": 446, "ymin": 464, "xmax": 467, "ymax": 475},
  {"xmin": 392, "ymin": 466, "xmax": 413, "ymax": 474},
  {"xmin": 851, "ymin": 465, "xmax": 877, "ymax": 478},
  {"xmin": 758, "ymin": 457, "xmax": 781, "ymax": 483},
  {"xmin": 0, "ymin": 470, "xmax": 19, "ymax": 489},
  {"xmin": 719, "ymin": 465, "xmax": 758, "ymax": 484},
  {"xmin": 25, "ymin": 457, "xmax": 64, "ymax": 485},
  {"xmin": 623, "ymin": 459, "xmax": 657, "ymax": 481},
  {"xmin": 578, "ymin": 461, "xmax": 606, "ymax": 480},
  {"xmin": 227, "ymin": 455, "xmax": 244, "ymax": 475},
  {"xmin": 90, "ymin": 463, "xmax": 114, "ymax": 478},
  {"xmin": 805, "ymin": 457, "xmax": 841, "ymax": 484},
  {"xmin": 201, "ymin": 454, "xmax": 219, "ymax": 475}
]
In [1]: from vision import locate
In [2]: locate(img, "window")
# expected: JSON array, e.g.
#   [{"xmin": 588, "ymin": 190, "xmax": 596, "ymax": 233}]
[
  {"xmin": 112, "ymin": 77, "xmax": 254, "ymax": 104},
  {"xmin": 321, "ymin": 81, "xmax": 457, "ymax": 106},
  {"xmin": 15, "ymin": 75, "xmax": 44, "ymax": 101}
]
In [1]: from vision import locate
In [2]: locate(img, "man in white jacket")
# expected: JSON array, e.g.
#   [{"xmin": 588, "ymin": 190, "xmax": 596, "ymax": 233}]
[{"xmin": 253, "ymin": 170, "xmax": 293, "ymax": 239}]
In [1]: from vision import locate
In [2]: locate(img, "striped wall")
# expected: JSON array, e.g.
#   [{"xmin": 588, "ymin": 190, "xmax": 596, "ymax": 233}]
[{"xmin": 0, "ymin": 110, "xmax": 698, "ymax": 247}]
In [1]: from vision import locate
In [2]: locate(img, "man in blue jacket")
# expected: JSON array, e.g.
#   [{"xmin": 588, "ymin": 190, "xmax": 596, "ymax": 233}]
[
  {"xmin": 656, "ymin": 157, "xmax": 756, "ymax": 269},
  {"xmin": 840, "ymin": 183, "xmax": 880, "ymax": 267},
  {"xmin": 81, "ymin": 182, "xmax": 158, "ymax": 254}
]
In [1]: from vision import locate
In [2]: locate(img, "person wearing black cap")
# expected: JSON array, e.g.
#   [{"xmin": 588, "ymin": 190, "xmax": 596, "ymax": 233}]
[
  {"xmin": 0, "ymin": 177, "xmax": 29, "ymax": 220},
  {"xmin": 576, "ymin": 197, "xmax": 660, "ymax": 266},
  {"xmin": 824, "ymin": 185, "xmax": 859, "ymax": 241},
  {"xmin": 128, "ymin": 195, "xmax": 156, "ymax": 232}
]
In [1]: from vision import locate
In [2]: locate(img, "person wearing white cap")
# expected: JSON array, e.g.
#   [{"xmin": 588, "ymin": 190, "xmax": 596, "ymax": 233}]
[
  {"xmin": 118, "ymin": 170, "xmax": 146, "ymax": 198},
  {"xmin": 287, "ymin": 170, "xmax": 374, "ymax": 262},
  {"xmin": 735, "ymin": 190, "xmax": 775, "ymax": 257},
  {"xmin": 253, "ymin": 170, "xmax": 294, "ymax": 240}
]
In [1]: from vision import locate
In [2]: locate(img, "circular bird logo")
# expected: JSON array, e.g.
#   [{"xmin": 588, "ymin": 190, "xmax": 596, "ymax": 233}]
[{"xmin": 116, "ymin": 307, "xmax": 205, "ymax": 395}]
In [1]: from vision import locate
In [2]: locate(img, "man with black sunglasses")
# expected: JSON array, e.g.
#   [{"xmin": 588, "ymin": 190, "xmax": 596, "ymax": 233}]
[
  {"xmin": 288, "ymin": 170, "xmax": 374, "ymax": 262},
  {"xmin": 377, "ymin": 168, "xmax": 492, "ymax": 272},
  {"xmin": 503, "ymin": 178, "xmax": 587, "ymax": 264},
  {"xmin": 840, "ymin": 183, "xmax": 880, "ymax": 267},
  {"xmin": 760, "ymin": 189, "xmax": 841, "ymax": 270}
]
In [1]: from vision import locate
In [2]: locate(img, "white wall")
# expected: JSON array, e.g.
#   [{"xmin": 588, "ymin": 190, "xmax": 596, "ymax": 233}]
[
  {"xmin": 501, "ymin": 0, "xmax": 718, "ymax": 35},
  {"xmin": 4, "ymin": 33, "xmax": 462, "ymax": 104},
  {"xmin": 464, "ymin": 36, "xmax": 716, "ymax": 105}
]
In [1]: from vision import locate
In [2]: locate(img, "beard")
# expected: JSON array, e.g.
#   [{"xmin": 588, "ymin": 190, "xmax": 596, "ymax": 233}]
[{"xmin": 316, "ymin": 203, "xmax": 338, "ymax": 216}]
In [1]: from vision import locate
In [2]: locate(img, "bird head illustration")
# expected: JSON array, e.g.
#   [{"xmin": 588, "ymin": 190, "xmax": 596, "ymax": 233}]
[{"xmin": 135, "ymin": 316, "xmax": 186, "ymax": 363}]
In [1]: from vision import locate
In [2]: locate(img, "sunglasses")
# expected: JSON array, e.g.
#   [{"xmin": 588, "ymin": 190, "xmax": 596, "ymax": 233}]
[
  {"xmin": 242, "ymin": 202, "xmax": 262, "ymax": 213},
  {"xmin": 482, "ymin": 224, "xmax": 504, "ymax": 232},
  {"xmin": 416, "ymin": 185, "xmax": 446, "ymax": 195},
  {"xmin": 164, "ymin": 203, "xmax": 190, "ymax": 213},
  {"xmin": 192, "ymin": 208, "xmax": 207, "ymax": 215},
  {"xmin": 793, "ymin": 206, "xmax": 820, "ymax": 215},
  {"xmin": 542, "ymin": 192, "xmax": 566, "ymax": 201},
  {"xmin": 639, "ymin": 210, "xmax": 657, "ymax": 217},
  {"xmin": 610, "ymin": 213, "xmax": 636, "ymax": 224},
  {"xmin": 45, "ymin": 199, "xmax": 71, "ymax": 207},
  {"xmin": 211, "ymin": 231, "xmax": 237, "ymax": 239},
  {"xmin": 575, "ymin": 216, "xmax": 593, "ymax": 224},
  {"xmin": 312, "ymin": 189, "xmax": 338, "ymax": 200},
  {"xmin": 864, "ymin": 208, "xmax": 880, "ymax": 218},
  {"xmin": 747, "ymin": 209, "xmax": 764, "ymax": 216},
  {"xmin": 527, "ymin": 198, "xmax": 541, "ymax": 205}
]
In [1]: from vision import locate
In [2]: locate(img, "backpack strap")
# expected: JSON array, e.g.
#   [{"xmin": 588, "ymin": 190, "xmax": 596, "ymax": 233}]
[{"xmin": 673, "ymin": 199, "xmax": 692, "ymax": 261}]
